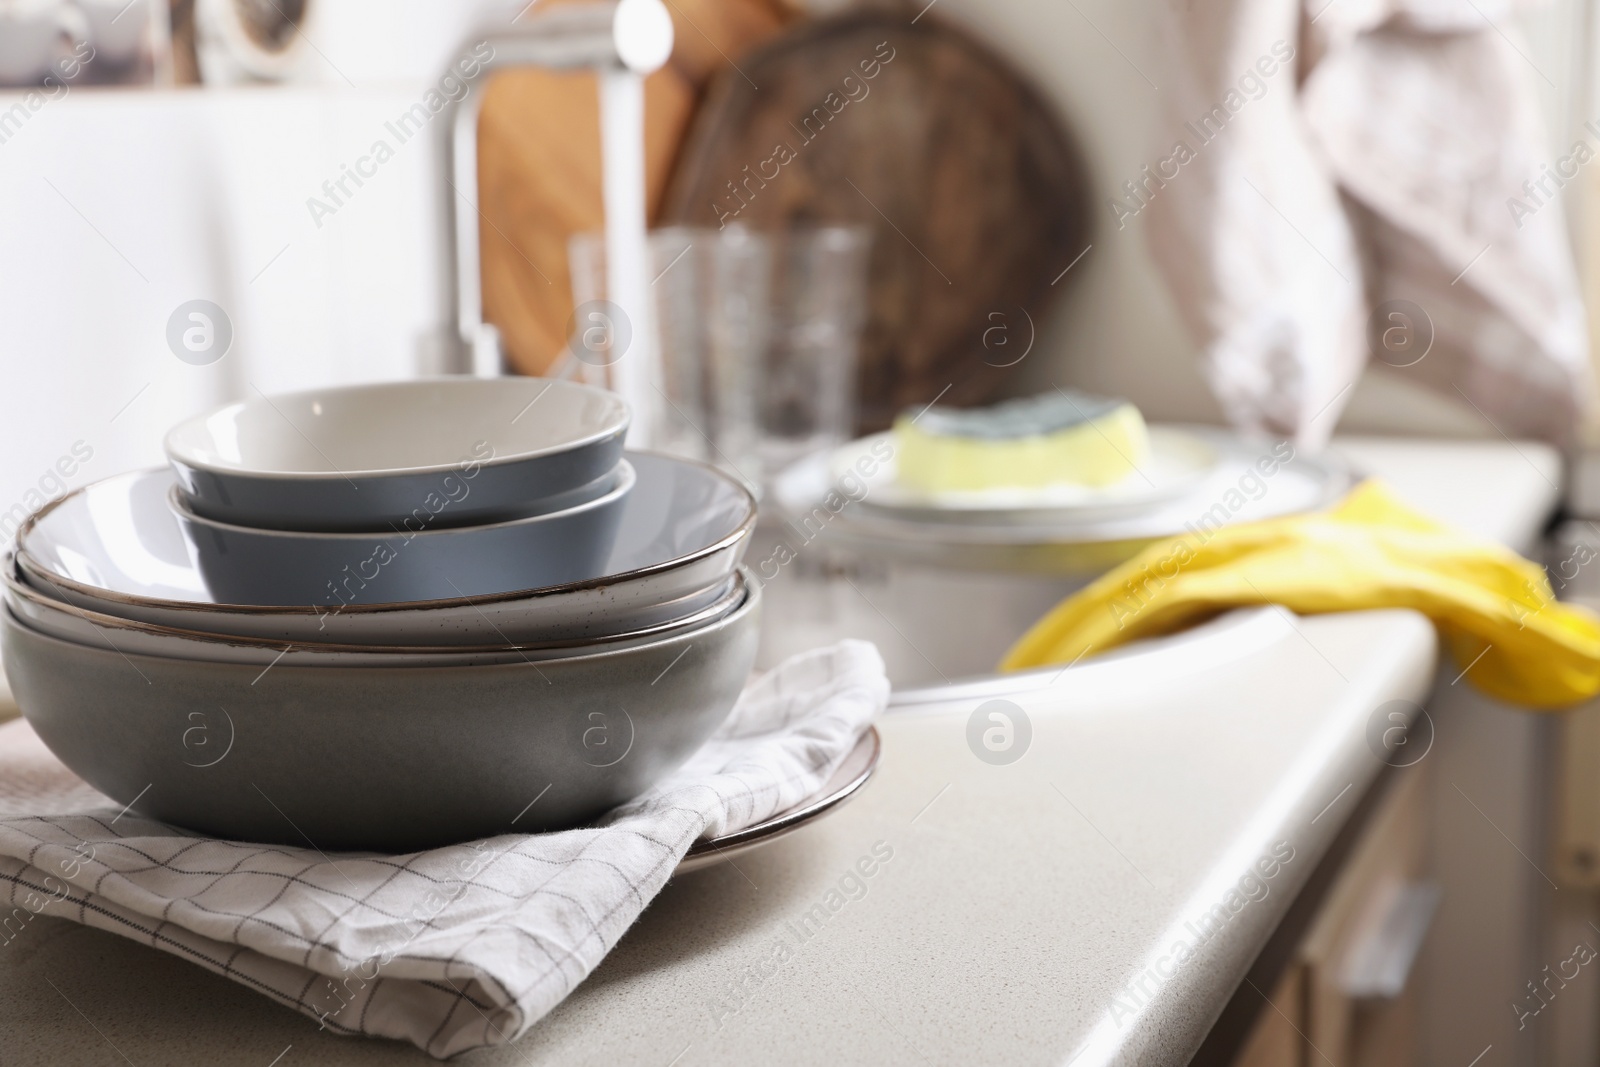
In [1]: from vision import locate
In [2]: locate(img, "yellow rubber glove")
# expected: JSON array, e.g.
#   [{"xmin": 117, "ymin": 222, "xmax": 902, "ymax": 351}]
[{"xmin": 1000, "ymin": 480, "xmax": 1600, "ymax": 709}]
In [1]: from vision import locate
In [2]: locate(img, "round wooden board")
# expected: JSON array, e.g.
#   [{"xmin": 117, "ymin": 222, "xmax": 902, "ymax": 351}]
[{"xmin": 662, "ymin": 4, "xmax": 1092, "ymax": 431}]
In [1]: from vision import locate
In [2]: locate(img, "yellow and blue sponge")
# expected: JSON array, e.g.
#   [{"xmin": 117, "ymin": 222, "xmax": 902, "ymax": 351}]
[{"xmin": 894, "ymin": 392, "xmax": 1149, "ymax": 493}]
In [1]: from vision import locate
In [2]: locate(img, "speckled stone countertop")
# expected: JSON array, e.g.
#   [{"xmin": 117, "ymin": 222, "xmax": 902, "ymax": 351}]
[
  {"xmin": 0, "ymin": 436, "xmax": 1560, "ymax": 1065},
  {"xmin": 520, "ymin": 607, "xmax": 1439, "ymax": 1066}
]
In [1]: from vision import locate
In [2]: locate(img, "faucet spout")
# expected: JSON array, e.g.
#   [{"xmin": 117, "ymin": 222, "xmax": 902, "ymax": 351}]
[{"xmin": 437, "ymin": 0, "xmax": 674, "ymax": 378}]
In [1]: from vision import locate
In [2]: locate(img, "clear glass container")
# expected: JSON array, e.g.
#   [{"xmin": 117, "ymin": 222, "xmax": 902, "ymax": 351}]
[{"xmin": 567, "ymin": 225, "xmax": 870, "ymax": 493}]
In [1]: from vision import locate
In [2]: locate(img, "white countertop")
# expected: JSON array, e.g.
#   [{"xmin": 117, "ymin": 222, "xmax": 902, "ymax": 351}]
[
  {"xmin": 1330, "ymin": 435, "xmax": 1561, "ymax": 554},
  {"xmin": 0, "ymin": 434, "xmax": 1563, "ymax": 1065}
]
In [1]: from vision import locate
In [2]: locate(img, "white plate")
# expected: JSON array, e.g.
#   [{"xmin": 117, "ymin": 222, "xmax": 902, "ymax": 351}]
[
  {"xmin": 17, "ymin": 453, "xmax": 754, "ymax": 646},
  {"xmin": 841, "ymin": 426, "xmax": 1220, "ymax": 522},
  {"xmin": 677, "ymin": 726, "xmax": 880, "ymax": 873},
  {"xmin": 772, "ymin": 427, "xmax": 1353, "ymax": 572}
]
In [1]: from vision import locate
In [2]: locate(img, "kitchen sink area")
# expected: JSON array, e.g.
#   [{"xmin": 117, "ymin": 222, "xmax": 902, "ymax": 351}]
[{"xmin": 1, "ymin": 1, "xmax": 1598, "ymax": 1064}]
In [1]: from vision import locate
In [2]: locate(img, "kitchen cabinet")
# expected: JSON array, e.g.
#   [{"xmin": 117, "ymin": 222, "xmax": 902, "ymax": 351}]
[
  {"xmin": 1231, "ymin": 966, "xmax": 1303, "ymax": 1067},
  {"xmin": 1229, "ymin": 764, "xmax": 1433, "ymax": 1066}
]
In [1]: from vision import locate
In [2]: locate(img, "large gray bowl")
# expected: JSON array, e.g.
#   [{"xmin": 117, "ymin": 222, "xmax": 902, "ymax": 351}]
[{"xmin": 1, "ymin": 578, "xmax": 760, "ymax": 852}]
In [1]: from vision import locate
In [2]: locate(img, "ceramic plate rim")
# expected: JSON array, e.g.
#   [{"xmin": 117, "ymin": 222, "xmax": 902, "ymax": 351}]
[
  {"xmin": 4, "ymin": 569, "xmax": 762, "ymax": 672},
  {"xmin": 774, "ymin": 427, "xmax": 1354, "ymax": 546},
  {"xmin": 677, "ymin": 726, "xmax": 880, "ymax": 873},
  {"xmin": 5, "ymin": 559, "xmax": 747, "ymax": 656}
]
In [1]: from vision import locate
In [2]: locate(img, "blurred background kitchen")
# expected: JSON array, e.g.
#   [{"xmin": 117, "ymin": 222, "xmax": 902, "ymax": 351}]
[
  {"xmin": 6, "ymin": 0, "xmax": 1600, "ymax": 1063},
  {"xmin": 19, "ymin": 0, "xmax": 1593, "ymax": 510}
]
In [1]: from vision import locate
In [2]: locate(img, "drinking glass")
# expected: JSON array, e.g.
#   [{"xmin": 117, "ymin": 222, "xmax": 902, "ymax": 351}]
[
  {"xmin": 759, "ymin": 227, "xmax": 871, "ymax": 479},
  {"xmin": 567, "ymin": 225, "xmax": 870, "ymax": 491}
]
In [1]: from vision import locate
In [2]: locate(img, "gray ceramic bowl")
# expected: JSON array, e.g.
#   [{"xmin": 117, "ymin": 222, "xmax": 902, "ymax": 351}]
[
  {"xmin": 165, "ymin": 377, "xmax": 630, "ymax": 532},
  {"xmin": 1, "ymin": 577, "xmax": 761, "ymax": 852},
  {"xmin": 174, "ymin": 460, "xmax": 635, "ymax": 606}
]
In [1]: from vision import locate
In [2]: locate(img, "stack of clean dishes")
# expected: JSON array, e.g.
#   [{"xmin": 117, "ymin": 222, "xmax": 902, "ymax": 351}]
[{"xmin": 1, "ymin": 378, "xmax": 760, "ymax": 852}]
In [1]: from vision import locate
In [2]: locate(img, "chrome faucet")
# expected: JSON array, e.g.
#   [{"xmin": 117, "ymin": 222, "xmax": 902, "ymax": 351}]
[{"xmin": 436, "ymin": 0, "xmax": 673, "ymax": 377}]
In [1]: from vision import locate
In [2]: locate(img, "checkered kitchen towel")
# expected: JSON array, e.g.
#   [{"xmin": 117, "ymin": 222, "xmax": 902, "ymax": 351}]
[{"xmin": 0, "ymin": 640, "xmax": 887, "ymax": 1058}]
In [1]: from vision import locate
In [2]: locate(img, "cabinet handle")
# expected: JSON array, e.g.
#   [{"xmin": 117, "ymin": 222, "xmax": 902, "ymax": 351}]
[{"xmin": 1340, "ymin": 881, "xmax": 1441, "ymax": 999}]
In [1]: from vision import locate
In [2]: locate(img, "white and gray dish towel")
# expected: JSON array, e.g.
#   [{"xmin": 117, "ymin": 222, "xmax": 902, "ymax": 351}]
[
  {"xmin": 0, "ymin": 640, "xmax": 889, "ymax": 1058},
  {"xmin": 1147, "ymin": 0, "xmax": 1591, "ymax": 445}
]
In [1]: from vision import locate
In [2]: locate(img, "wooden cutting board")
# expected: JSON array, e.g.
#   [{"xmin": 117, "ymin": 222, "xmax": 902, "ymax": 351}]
[
  {"xmin": 476, "ymin": 0, "xmax": 798, "ymax": 376},
  {"xmin": 660, "ymin": 3, "xmax": 1091, "ymax": 431}
]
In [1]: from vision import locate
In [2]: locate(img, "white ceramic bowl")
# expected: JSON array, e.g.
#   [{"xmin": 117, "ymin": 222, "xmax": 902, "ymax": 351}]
[
  {"xmin": 17, "ymin": 453, "xmax": 755, "ymax": 644},
  {"xmin": 164, "ymin": 377, "xmax": 630, "ymax": 532}
]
